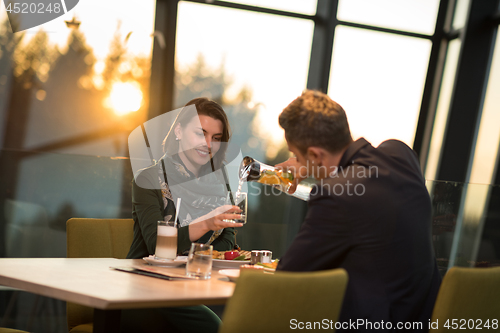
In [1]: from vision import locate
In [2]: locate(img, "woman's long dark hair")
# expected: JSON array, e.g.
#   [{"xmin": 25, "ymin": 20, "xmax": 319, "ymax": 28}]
[{"xmin": 163, "ymin": 98, "xmax": 231, "ymax": 170}]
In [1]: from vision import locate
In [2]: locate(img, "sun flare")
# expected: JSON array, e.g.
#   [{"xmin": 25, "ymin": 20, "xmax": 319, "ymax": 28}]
[{"xmin": 106, "ymin": 81, "xmax": 143, "ymax": 116}]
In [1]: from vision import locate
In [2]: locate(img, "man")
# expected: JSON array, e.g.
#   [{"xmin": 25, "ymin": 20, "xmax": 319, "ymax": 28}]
[{"xmin": 276, "ymin": 90, "xmax": 441, "ymax": 332}]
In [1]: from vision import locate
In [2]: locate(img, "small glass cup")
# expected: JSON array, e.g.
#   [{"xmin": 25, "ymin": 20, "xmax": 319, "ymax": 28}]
[
  {"xmin": 223, "ymin": 192, "xmax": 247, "ymax": 224},
  {"xmin": 155, "ymin": 220, "xmax": 177, "ymax": 260},
  {"xmin": 186, "ymin": 243, "xmax": 213, "ymax": 279}
]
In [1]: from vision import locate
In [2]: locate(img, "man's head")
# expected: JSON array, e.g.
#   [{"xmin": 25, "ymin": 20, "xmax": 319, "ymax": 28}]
[{"xmin": 279, "ymin": 90, "xmax": 353, "ymax": 178}]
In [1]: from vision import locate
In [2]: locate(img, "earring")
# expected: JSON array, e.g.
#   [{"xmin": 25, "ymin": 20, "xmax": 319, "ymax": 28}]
[{"xmin": 176, "ymin": 137, "xmax": 180, "ymax": 141}]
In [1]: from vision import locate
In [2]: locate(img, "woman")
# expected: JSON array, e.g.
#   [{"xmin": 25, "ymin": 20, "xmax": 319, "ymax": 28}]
[
  {"xmin": 123, "ymin": 98, "xmax": 242, "ymax": 333},
  {"xmin": 127, "ymin": 97, "xmax": 243, "ymax": 259}
]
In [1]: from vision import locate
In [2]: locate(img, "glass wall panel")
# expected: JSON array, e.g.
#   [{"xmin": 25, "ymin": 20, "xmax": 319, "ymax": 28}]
[
  {"xmin": 218, "ymin": 0, "xmax": 317, "ymax": 15},
  {"xmin": 337, "ymin": 0, "xmax": 440, "ymax": 35},
  {"xmin": 175, "ymin": 1, "xmax": 313, "ymax": 257},
  {"xmin": 425, "ymin": 39, "xmax": 461, "ymax": 181},
  {"xmin": 429, "ymin": 180, "xmax": 500, "ymax": 276},
  {"xmin": 1, "ymin": 150, "xmax": 133, "ymax": 258},
  {"xmin": 480, "ymin": 179, "xmax": 500, "ymax": 266},
  {"xmin": 328, "ymin": 26, "xmax": 431, "ymax": 148},
  {"xmin": 429, "ymin": 180, "xmax": 464, "ymax": 276},
  {"xmin": 0, "ymin": 149, "xmax": 133, "ymax": 332},
  {"xmin": 451, "ymin": 30, "xmax": 500, "ymax": 266}
]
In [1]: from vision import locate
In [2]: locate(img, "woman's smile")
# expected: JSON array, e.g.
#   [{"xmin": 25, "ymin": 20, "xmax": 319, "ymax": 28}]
[
  {"xmin": 195, "ymin": 148, "xmax": 210, "ymax": 157},
  {"xmin": 175, "ymin": 114, "xmax": 224, "ymax": 176}
]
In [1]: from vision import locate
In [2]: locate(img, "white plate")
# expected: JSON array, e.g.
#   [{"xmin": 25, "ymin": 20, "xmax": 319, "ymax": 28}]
[
  {"xmin": 212, "ymin": 259, "xmax": 250, "ymax": 269},
  {"xmin": 219, "ymin": 269, "xmax": 240, "ymax": 282},
  {"xmin": 143, "ymin": 255, "xmax": 187, "ymax": 267}
]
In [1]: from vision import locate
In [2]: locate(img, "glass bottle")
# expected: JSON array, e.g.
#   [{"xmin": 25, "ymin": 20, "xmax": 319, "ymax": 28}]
[{"xmin": 239, "ymin": 156, "xmax": 314, "ymax": 201}]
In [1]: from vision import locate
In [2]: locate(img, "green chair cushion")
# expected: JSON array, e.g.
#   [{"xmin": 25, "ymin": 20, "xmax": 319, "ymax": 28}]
[
  {"xmin": 430, "ymin": 266, "xmax": 500, "ymax": 332},
  {"xmin": 219, "ymin": 268, "xmax": 348, "ymax": 333}
]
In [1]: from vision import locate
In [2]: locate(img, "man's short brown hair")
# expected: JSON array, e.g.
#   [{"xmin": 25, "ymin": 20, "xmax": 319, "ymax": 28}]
[{"xmin": 279, "ymin": 90, "xmax": 352, "ymax": 154}]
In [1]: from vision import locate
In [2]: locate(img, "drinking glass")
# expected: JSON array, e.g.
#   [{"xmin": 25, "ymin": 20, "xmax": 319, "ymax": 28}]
[
  {"xmin": 186, "ymin": 243, "xmax": 213, "ymax": 279},
  {"xmin": 223, "ymin": 192, "xmax": 247, "ymax": 224},
  {"xmin": 155, "ymin": 220, "xmax": 177, "ymax": 260}
]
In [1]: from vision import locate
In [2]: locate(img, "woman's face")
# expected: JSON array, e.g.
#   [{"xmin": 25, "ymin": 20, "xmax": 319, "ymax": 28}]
[{"xmin": 175, "ymin": 114, "xmax": 224, "ymax": 171}]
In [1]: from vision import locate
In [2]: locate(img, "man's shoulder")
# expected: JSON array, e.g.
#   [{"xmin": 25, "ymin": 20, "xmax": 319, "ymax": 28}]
[
  {"xmin": 376, "ymin": 139, "xmax": 422, "ymax": 176},
  {"xmin": 375, "ymin": 139, "xmax": 419, "ymax": 161},
  {"xmin": 377, "ymin": 139, "xmax": 414, "ymax": 153}
]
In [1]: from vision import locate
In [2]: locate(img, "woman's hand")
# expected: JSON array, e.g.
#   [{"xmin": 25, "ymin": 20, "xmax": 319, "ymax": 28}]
[
  {"xmin": 275, "ymin": 157, "xmax": 308, "ymax": 194},
  {"xmin": 188, "ymin": 205, "xmax": 243, "ymax": 242}
]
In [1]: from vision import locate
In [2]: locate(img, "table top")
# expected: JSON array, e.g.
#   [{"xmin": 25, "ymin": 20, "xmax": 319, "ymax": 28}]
[{"xmin": 0, "ymin": 258, "xmax": 236, "ymax": 310}]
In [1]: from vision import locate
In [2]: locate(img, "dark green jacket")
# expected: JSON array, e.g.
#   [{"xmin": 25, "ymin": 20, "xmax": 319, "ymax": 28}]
[{"xmin": 126, "ymin": 162, "xmax": 235, "ymax": 259}]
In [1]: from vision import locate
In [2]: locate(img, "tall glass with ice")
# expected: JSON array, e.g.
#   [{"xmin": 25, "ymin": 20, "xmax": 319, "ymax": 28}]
[{"xmin": 155, "ymin": 220, "xmax": 177, "ymax": 260}]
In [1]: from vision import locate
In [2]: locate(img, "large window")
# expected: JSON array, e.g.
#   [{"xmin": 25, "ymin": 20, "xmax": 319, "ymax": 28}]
[
  {"xmin": 0, "ymin": 3, "xmax": 156, "ymax": 329},
  {"xmin": 174, "ymin": 1, "xmax": 313, "ymax": 255},
  {"xmin": 328, "ymin": 27, "xmax": 431, "ymax": 147},
  {"xmin": 0, "ymin": 0, "xmax": 156, "ymax": 157},
  {"xmin": 338, "ymin": 0, "xmax": 440, "ymax": 35},
  {"xmin": 175, "ymin": 2, "xmax": 312, "ymax": 153}
]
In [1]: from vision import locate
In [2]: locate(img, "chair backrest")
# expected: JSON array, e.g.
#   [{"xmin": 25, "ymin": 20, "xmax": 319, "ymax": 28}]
[
  {"xmin": 66, "ymin": 218, "xmax": 134, "ymax": 259},
  {"xmin": 218, "ymin": 268, "xmax": 348, "ymax": 333},
  {"xmin": 430, "ymin": 266, "xmax": 500, "ymax": 332},
  {"xmin": 66, "ymin": 218, "xmax": 134, "ymax": 332}
]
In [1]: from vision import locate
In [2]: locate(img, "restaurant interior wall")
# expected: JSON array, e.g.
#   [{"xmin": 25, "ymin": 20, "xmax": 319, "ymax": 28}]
[{"xmin": 0, "ymin": 0, "xmax": 500, "ymax": 331}]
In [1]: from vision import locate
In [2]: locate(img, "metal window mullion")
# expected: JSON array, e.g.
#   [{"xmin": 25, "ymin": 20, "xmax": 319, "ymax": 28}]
[
  {"xmin": 306, "ymin": 0, "xmax": 339, "ymax": 92},
  {"xmin": 181, "ymin": 0, "xmax": 315, "ymax": 21},
  {"xmin": 413, "ymin": 0, "xmax": 454, "ymax": 163},
  {"xmin": 493, "ymin": 12, "xmax": 500, "ymax": 25},
  {"xmin": 337, "ymin": 20, "xmax": 432, "ymax": 40},
  {"xmin": 148, "ymin": 0, "xmax": 179, "ymax": 120}
]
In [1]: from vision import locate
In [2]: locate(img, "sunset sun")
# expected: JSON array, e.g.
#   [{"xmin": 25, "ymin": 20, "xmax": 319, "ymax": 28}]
[{"xmin": 106, "ymin": 81, "xmax": 143, "ymax": 115}]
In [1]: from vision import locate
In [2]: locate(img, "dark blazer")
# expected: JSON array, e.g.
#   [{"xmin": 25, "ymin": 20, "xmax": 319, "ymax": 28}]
[{"xmin": 278, "ymin": 138, "xmax": 441, "ymax": 332}]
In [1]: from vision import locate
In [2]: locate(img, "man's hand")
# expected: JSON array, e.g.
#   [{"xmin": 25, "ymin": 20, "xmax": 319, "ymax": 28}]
[{"xmin": 275, "ymin": 157, "xmax": 308, "ymax": 194}]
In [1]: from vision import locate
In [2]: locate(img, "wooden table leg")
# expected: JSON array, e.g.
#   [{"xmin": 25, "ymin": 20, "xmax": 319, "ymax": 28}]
[{"xmin": 93, "ymin": 309, "xmax": 121, "ymax": 333}]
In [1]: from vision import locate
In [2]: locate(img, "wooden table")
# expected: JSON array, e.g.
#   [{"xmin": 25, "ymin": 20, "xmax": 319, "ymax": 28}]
[{"xmin": 0, "ymin": 258, "xmax": 236, "ymax": 333}]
